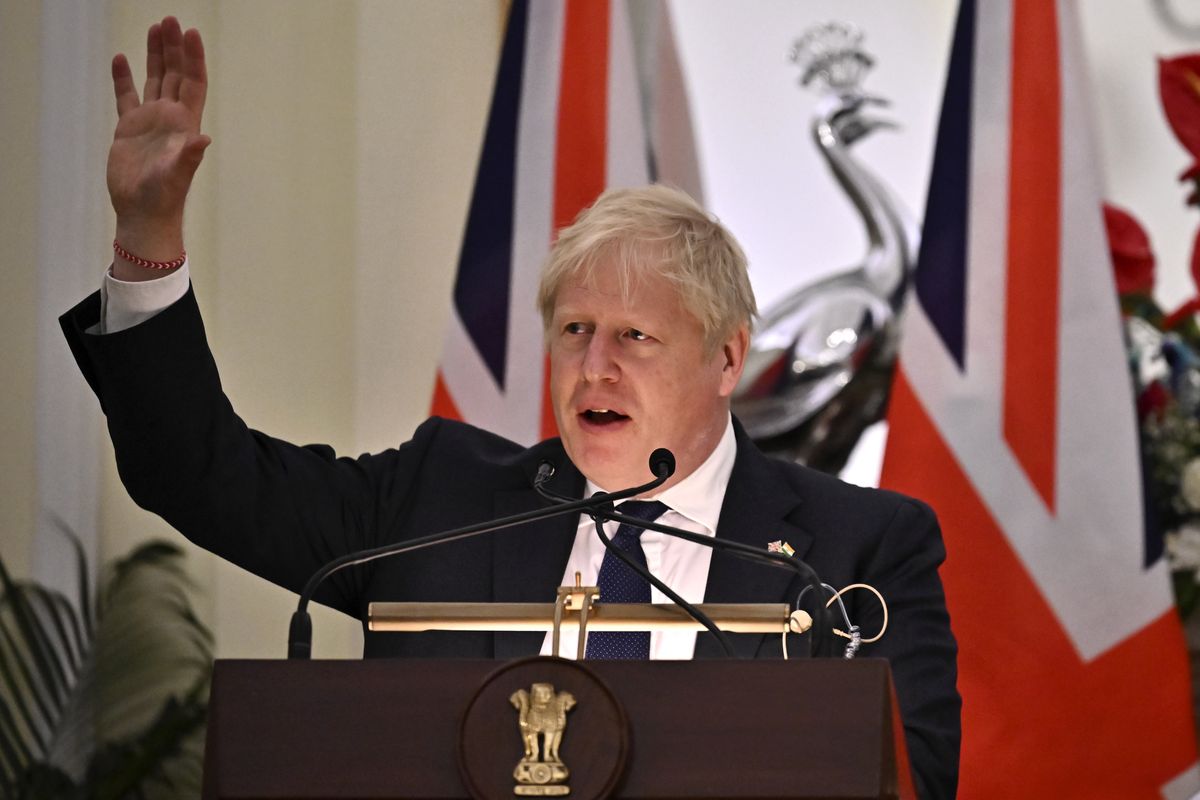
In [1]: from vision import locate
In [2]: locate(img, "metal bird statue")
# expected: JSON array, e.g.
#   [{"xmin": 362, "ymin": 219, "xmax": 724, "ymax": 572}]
[{"xmin": 732, "ymin": 22, "xmax": 920, "ymax": 475}]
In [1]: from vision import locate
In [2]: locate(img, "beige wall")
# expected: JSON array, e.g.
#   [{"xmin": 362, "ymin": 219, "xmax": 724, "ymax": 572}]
[
  {"xmin": 0, "ymin": 4, "xmax": 41, "ymax": 577},
  {"xmin": 6, "ymin": 2, "xmax": 502, "ymax": 659}
]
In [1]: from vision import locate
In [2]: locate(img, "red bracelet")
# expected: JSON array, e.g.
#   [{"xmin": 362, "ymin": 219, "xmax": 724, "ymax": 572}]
[{"xmin": 112, "ymin": 239, "xmax": 187, "ymax": 270}]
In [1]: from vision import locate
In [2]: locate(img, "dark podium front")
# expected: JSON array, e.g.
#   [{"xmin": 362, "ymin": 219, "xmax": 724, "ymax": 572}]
[{"xmin": 202, "ymin": 658, "xmax": 914, "ymax": 800}]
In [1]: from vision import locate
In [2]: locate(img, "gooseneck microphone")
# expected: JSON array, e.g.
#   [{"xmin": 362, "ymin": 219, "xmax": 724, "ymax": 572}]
[
  {"xmin": 536, "ymin": 449, "xmax": 737, "ymax": 658},
  {"xmin": 286, "ymin": 450, "xmax": 673, "ymax": 659},
  {"xmin": 534, "ymin": 449, "xmax": 836, "ymax": 658}
]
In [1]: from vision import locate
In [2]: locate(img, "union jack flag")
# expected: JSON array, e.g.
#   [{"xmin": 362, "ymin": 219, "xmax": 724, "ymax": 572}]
[
  {"xmin": 431, "ymin": 0, "xmax": 694, "ymax": 444},
  {"xmin": 881, "ymin": 1, "xmax": 1200, "ymax": 795}
]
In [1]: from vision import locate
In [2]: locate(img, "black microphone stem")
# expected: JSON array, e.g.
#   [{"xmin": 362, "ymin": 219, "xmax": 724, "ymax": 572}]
[{"xmin": 589, "ymin": 513, "xmax": 737, "ymax": 658}]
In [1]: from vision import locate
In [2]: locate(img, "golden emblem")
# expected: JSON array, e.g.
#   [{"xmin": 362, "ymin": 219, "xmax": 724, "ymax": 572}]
[{"xmin": 509, "ymin": 682, "xmax": 577, "ymax": 796}]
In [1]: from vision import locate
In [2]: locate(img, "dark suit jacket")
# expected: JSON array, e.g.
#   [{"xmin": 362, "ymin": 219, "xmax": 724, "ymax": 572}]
[{"xmin": 61, "ymin": 286, "xmax": 960, "ymax": 798}]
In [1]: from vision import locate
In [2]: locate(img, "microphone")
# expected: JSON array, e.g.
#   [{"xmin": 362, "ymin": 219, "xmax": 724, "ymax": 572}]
[
  {"xmin": 534, "ymin": 450, "xmax": 836, "ymax": 658},
  {"xmin": 649, "ymin": 448, "xmax": 675, "ymax": 479},
  {"xmin": 286, "ymin": 450, "xmax": 673, "ymax": 659},
  {"xmin": 535, "ymin": 450, "xmax": 740, "ymax": 656}
]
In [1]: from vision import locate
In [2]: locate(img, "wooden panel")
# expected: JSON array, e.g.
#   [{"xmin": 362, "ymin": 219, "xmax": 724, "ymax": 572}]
[{"xmin": 204, "ymin": 658, "xmax": 903, "ymax": 799}]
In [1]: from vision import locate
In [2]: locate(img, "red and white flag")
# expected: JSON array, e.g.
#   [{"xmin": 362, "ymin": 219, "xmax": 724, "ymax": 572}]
[
  {"xmin": 431, "ymin": 0, "xmax": 695, "ymax": 443},
  {"xmin": 881, "ymin": 0, "xmax": 1200, "ymax": 795}
]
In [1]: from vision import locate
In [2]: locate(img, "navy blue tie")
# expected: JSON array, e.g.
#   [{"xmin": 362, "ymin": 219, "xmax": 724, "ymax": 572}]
[{"xmin": 585, "ymin": 500, "xmax": 669, "ymax": 660}]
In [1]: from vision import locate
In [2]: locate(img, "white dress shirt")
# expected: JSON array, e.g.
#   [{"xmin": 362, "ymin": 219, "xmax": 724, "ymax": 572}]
[{"xmin": 99, "ymin": 264, "xmax": 738, "ymax": 660}]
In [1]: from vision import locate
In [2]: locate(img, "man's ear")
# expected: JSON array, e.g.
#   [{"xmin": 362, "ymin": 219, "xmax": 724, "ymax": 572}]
[{"xmin": 717, "ymin": 324, "xmax": 750, "ymax": 397}]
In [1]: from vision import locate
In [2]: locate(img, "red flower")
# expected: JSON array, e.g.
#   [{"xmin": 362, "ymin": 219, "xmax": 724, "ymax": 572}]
[
  {"xmin": 1160, "ymin": 55, "xmax": 1200, "ymax": 168},
  {"xmin": 1103, "ymin": 203, "xmax": 1155, "ymax": 296}
]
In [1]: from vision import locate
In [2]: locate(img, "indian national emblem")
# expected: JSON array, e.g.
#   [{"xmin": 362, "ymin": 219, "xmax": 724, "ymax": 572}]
[{"xmin": 509, "ymin": 682, "xmax": 577, "ymax": 796}]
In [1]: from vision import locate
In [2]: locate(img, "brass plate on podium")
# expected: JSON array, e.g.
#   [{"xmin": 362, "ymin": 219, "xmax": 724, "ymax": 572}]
[{"xmin": 459, "ymin": 657, "xmax": 629, "ymax": 800}]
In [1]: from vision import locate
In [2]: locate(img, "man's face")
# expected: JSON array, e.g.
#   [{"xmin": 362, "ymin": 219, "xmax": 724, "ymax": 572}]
[{"xmin": 548, "ymin": 263, "xmax": 748, "ymax": 492}]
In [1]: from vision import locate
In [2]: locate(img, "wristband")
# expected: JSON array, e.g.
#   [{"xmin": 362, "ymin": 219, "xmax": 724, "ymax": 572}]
[{"xmin": 112, "ymin": 239, "xmax": 186, "ymax": 270}]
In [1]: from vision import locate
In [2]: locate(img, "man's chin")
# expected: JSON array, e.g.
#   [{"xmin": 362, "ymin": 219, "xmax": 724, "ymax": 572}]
[
  {"xmin": 568, "ymin": 454, "xmax": 645, "ymax": 492},
  {"xmin": 561, "ymin": 428, "xmax": 658, "ymax": 488}
]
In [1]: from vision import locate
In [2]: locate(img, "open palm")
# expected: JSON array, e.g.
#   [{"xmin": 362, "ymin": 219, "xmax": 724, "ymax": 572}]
[{"xmin": 107, "ymin": 17, "xmax": 209, "ymax": 226}]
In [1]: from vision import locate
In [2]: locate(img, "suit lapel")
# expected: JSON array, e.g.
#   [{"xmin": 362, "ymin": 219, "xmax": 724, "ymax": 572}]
[
  {"xmin": 697, "ymin": 421, "xmax": 814, "ymax": 659},
  {"xmin": 492, "ymin": 440, "xmax": 584, "ymax": 659}
]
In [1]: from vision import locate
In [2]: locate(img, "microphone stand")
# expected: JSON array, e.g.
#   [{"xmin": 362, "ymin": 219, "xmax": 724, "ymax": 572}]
[
  {"xmin": 535, "ymin": 450, "xmax": 737, "ymax": 656},
  {"xmin": 286, "ymin": 460, "xmax": 672, "ymax": 659}
]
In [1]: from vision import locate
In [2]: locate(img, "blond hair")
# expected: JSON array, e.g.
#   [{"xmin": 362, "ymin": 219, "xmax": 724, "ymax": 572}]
[{"xmin": 536, "ymin": 185, "xmax": 757, "ymax": 352}]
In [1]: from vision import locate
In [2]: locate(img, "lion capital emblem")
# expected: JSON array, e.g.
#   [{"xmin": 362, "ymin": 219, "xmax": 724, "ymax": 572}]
[{"xmin": 509, "ymin": 682, "xmax": 577, "ymax": 795}]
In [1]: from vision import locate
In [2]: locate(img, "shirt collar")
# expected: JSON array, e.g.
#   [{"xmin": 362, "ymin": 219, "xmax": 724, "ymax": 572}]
[{"xmin": 584, "ymin": 415, "xmax": 737, "ymax": 535}]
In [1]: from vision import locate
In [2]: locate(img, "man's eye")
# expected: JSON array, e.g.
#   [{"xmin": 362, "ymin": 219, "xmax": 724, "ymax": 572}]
[
  {"xmin": 626, "ymin": 329, "xmax": 649, "ymax": 342},
  {"xmin": 564, "ymin": 322, "xmax": 589, "ymax": 335}
]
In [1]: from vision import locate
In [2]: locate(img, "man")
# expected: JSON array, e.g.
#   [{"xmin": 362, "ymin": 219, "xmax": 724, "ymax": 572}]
[{"xmin": 61, "ymin": 16, "xmax": 960, "ymax": 798}]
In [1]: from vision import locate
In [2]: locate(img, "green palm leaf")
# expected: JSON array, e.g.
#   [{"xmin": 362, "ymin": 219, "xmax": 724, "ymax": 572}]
[{"xmin": 0, "ymin": 533, "xmax": 212, "ymax": 799}]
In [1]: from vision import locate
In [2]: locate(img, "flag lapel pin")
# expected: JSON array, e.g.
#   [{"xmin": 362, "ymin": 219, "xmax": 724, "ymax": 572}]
[{"xmin": 767, "ymin": 540, "xmax": 795, "ymax": 556}]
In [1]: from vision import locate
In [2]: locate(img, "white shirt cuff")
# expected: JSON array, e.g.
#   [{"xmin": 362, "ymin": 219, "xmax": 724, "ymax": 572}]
[{"xmin": 99, "ymin": 260, "xmax": 191, "ymax": 334}]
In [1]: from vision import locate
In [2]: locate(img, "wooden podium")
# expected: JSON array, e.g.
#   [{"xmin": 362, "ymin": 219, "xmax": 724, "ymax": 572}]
[{"xmin": 202, "ymin": 657, "xmax": 914, "ymax": 800}]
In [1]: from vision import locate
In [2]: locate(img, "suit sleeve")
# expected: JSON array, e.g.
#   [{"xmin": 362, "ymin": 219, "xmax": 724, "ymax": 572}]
[
  {"xmin": 859, "ymin": 498, "xmax": 961, "ymax": 800},
  {"xmin": 59, "ymin": 286, "xmax": 441, "ymax": 616}
]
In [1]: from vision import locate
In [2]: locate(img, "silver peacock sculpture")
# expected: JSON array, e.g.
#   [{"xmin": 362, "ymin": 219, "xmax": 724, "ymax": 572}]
[{"xmin": 732, "ymin": 22, "xmax": 921, "ymax": 474}]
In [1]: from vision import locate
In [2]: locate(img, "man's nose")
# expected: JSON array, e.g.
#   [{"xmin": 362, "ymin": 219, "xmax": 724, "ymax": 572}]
[{"xmin": 582, "ymin": 335, "xmax": 620, "ymax": 383}]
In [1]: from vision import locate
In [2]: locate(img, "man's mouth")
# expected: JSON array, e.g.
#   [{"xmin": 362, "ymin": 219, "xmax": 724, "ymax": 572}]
[{"xmin": 579, "ymin": 408, "xmax": 631, "ymax": 426}]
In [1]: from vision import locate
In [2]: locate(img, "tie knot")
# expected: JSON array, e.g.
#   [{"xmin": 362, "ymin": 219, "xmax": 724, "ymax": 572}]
[{"xmin": 616, "ymin": 500, "xmax": 669, "ymax": 524}]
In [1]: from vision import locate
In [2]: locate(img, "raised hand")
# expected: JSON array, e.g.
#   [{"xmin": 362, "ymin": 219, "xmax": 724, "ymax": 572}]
[{"xmin": 108, "ymin": 16, "xmax": 210, "ymax": 278}]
